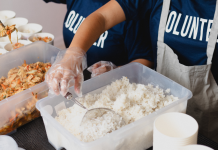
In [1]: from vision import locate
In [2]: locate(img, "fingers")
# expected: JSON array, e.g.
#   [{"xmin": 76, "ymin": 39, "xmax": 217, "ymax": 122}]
[
  {"xmin": 45, "ymin": 47, "xmax": 87, "ymax": 97},
  {"xmin": 46, "ymin": 66, "xmax": 83, "ymax": 96},
  {"xmin": 52, "ymin": 72, "xmax": 62, "ymax": 95},
  {"xmin": 88, "ymin": 61, "xmax": 117, "ymax": 78},
  {"xmin": 92, "ymin": 62, "xmax": 102, "ymax": 71},
  {"xmin": 92, "ymin": 65, "xmax": 108, "ymax": 77},
  {"xmin": 60, "ymin": 78, "xmax": 69, "ymax": 96},
  {"xmin": 60, "ymin": 70, "xmax": 75, "ymax": 96},
  {"xmin": 46, "ymin": 67, "xmax": 65, "ymax": 96},
  {"xmin": 74, "ymin": 73, "xmax": 84, "ymax": 97},
  {"xmin": 87, "ymin": 62, "xmax": 101, "ymax": 73}
]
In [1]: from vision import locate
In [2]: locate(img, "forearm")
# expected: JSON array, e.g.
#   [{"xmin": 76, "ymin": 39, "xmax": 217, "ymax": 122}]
[
  {"xmin": 69, "ymin": 0, "xmax": 126, "ymax": 52},
  {"xmin": 69, "ymin": 13, "xmax": 106, "ymax": 51},
  {"xmin": 43, "ymin": 0, "xmax": 66, "ymax": 4},
  {"xmin": 130, "ymin": 59, "xmax": 154, "ymax": 68},
  {"xmin": 117, "ymin": 59, "xmax": 153, "ymax": 69}
]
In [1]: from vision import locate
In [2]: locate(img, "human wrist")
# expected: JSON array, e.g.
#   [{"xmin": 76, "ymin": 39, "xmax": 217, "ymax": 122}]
[
  {"xmin": 66, "ymin": 47, "xmax": 86, "ymax": 56},
  {"xmin": 65, "ymin": 47, "xmax": 87, "ymax": 71}
]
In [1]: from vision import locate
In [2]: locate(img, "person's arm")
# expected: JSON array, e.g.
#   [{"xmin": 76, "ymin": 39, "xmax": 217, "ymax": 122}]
[
  {"xmin": 45, "ymin": 0, "xmax": 150, "ymax": 96},
  {"xmin": 69, "ymin": 0, "xmax": 126, "ymax": 51},
  {"xmin": 43, "ymin": 0, "xmax": 66, "ymax": 4},
  {"xmin": 130, "ymin": 59, "xmax": 153, "ymax": 68},
  {"xmin": 124, "ymin": 18, "xmax": 154, "ymax": 69}
]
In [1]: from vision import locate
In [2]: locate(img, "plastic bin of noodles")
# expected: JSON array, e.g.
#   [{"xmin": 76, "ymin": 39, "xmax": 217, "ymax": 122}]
[
  {"xmin": 36, "ymin": 62, "xmax": 193, "ymax": 150},
  {"xmin": 0, "ymin": 41, "xmax": 60, "ymax": 135}
]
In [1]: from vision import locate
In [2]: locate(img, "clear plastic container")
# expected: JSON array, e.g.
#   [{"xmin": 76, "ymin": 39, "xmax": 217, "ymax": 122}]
[
  {"xmin": 0, "ymin": 41, "xmax": 60, "ymax": 135},
  {"xmin": 36, "ymin": 63, "xmax": 192, "ymax": 150}
]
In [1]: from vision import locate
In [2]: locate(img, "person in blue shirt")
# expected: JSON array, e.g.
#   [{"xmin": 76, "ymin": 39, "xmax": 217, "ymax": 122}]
[
  {"xmin": 46, "ymin": 0, "xmax": 218, "ymax": 142},
  {"xmin": 43, "ymin": 0, "xmax": 153, "ymax": 80}
]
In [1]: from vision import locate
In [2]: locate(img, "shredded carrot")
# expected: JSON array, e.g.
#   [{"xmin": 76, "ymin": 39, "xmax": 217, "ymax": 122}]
[
  {"xmin": 24, "ymin": 60, "xmax": 27, "ymax": 66},
  {"xmin": 1, "ymin": 84, "xmax": 6, "ymax": 90},
  {"xmin": 47, "ymin": 64, "xmax": 51, "ymax": 68},
  {"xmin": 27, "ymin": 65, "xmax": 29, "ymax": 70},
  {"xmin": 35, "ymin": 93, "xmax": 38, "ymax": 99},
  {"xmin": 36, "ymin": 64, "xmax": 39, "ymax": 69},
  {"xmin": 17, "ymin": 79, "xmax": 21, "ymax": 84},
  {"xmin": 6, "ymin": 30, "xmax": 11, "ymax": 35},
  {"xmin": 31, "ymin": 92, "xmax": 34, "ymax": 96}
]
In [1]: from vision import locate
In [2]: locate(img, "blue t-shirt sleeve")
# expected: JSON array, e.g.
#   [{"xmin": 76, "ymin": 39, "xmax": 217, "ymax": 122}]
[
  {"xmin": 116, "ymin": 0, "xmax": 154, "ymax": 21},
  {"xmin": 124, "ymin": 20, "xmax": 153, "ymax": 63},
  {"xmin": 43, "ymin": 0, "xmax": 66, "ymax": 4}
]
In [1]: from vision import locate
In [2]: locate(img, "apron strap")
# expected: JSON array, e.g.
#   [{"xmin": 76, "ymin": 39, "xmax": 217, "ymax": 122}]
[
  {"xmin": 206, "ymin": 0, "xmax": 218, "ymax": 64},
  {"xmin": 158, "ymin": 0, "xmax": 171, "ymax": 42}
]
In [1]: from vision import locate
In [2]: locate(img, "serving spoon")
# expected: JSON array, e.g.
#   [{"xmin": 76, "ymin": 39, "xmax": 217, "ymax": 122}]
[
  {"xmin": 0, "ymin": 21, "xmax": 16, "ymax": 38},
  {"xmin": 64, "ymin": 92, "xmax": 126, "ymax": 127}
]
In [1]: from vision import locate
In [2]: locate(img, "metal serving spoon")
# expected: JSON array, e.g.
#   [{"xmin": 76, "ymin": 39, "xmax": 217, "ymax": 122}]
[
  {"xmin": 64, "ymin": 92, "xmax": 126, "ymax": 127},
  {"xmin": 0, "ymin": 21, "xmax": 16, "ymax": 37}
]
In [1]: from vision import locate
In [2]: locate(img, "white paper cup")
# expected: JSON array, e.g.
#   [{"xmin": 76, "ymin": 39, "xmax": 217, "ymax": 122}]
[
  {"xmin": 28, "ymin": 32, "xmax": 54, "ymax": 45},
  {"xmin": 0, "ymin": 135, "xmax": 18, "ymax": 150},
  {"xmin": 0, "ymin": 10, "xmax": 16, "ymax": 23},
  {"xmin": 153, "ymin": 112, "xmax": 198, "ymax": 150},
  {"xmin": 179, "ymin": 145, "xmax": 214, "ymax": 150},
  {"xmin": 0, "ymin": 31, "xmax": 21, "ymax": 48},
  {"xmin": 4, "ymin": 40, "xmax": 32, "ymax": 51},
  {"xmin": 18, "ymin": 23, "xmax": 43, "ymax": 40},
  {"xmin": 153, "ymin": 127, "xmax": 198, "ymax": 144},
  {"xmin": 4, "ymin": 17, "xmax": 28, "ymax": 28},
  {"xmin": 0, "ymin": 48, "xmax": 9, "ymax": 55}
]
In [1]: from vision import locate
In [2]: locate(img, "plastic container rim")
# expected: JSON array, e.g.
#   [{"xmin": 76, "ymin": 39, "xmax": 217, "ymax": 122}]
[{"xmin": 36, "ymin": 62, "xmax": 193, "ymax": 147}]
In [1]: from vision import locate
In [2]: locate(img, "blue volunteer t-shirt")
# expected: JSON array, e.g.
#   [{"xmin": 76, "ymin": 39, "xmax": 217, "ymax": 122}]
[
  {"xmin": 116, "ymin": 0, "xmax": 218, "ymax": 84},
  {"xmin": 43, "ymin": 0, "xmax": 153, "ymax": 67}
]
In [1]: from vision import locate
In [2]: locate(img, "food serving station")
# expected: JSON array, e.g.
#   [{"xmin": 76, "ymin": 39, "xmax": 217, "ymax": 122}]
[{"xmin": 0, "ymin": 9, "xmax": 218, "ymax": 150}]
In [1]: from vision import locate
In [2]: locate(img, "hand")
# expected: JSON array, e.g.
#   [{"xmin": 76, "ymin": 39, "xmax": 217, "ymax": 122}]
[
  {"xmin": 45, "ymin": 47, "xmax": 87, "ymax": 97},
  {"xmin": 87, "ymin": 61, "xmax": 117, "ymax": 78}
]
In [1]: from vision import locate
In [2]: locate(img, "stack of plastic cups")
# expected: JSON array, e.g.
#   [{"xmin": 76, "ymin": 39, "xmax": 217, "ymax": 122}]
[
  {"xmin": 0, "ymin": 135, "xmax": 25, "ymax": 150},
  {"xmin": 179, "ymin": 145, "xmax": 214, "ymax": 150},
  {"xmin": 153, "ymin": 112, "xmax": 199, "ymax": 150}
]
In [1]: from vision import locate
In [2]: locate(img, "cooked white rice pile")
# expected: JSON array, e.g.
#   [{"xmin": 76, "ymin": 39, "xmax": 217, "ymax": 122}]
[{"xmin": 55, "ymin": 77, "xmax": 178, "ymax": 142}]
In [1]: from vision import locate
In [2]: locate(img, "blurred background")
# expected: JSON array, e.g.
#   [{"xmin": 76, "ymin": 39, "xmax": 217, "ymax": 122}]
[{"xmin": 0, "ymin": 0, "xmax": 67, "ymax": 49}]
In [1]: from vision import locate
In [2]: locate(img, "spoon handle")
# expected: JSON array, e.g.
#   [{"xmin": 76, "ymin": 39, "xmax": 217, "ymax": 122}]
[
  {"xmin": 0, "ymin": 21, "xmax": 6, "ymax": 37},
  {"xmin": 65, "ymin": 92, "xmax": 88, "ymax": 110}
]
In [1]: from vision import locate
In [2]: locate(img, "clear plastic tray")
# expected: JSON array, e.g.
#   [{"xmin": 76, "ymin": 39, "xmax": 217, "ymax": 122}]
[
  {"xmin": 0, "ymin": 41, "xmax": 60, "ymax": 135},
  {"xmin": 36, "ymin": 62, "xmax": 192, "ymax": 150}
]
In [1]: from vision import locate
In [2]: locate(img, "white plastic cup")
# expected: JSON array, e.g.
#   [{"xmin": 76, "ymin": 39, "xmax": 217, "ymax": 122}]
[
  {"xmin": 4, "ymin": 17, "xmax": 28, "ymax": 28},
  {"xmin": 0, "ymin": 10, "xmax": 16, "ymax": 23},
  {"xmin": 4, "ymin": 40, "xmax": 32, "ymax": 51},
  {"xmin": 179, "ymin": 145, "xmax": 214, "ymax": 150},
  {"xmin": 153, "ymin": 127, "xmax": 198, "ymax": 145},
  {"xmin": 18, "ymin": 23, "xmax": 43, "ymax": 40},
  {"xmin": 153, "ymin": 112, "xmax": 198, "ymax": 150},
  {"xmin": 0, "ymin": 135, "xmax": 18, "ymax": 150},
  {"xmin": 0, "ymin": 48, "xmax": 9, "ymax": 55},
  {"xmin": 28, "ymin": 32, "xmax": 54, "ymax": 45}
]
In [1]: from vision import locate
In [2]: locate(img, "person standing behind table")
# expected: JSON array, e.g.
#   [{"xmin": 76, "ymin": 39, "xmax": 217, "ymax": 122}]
[
  {"xmin": 45, "ymin": 0, "xmax": 218, "ymax": 143},
  {"xmin": 43, "ymin": 0, "xmax": 154, "ymax": 79}
]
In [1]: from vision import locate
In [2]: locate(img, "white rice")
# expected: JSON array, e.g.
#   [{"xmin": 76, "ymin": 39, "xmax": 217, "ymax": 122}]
[{"xmin": 55, "ymin": 77, "xmax": 178, "ymax": 142}]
